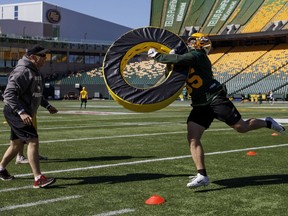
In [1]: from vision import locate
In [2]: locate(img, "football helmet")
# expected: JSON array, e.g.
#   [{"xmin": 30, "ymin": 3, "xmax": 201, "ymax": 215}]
[{"xmin": 187, "ymin": 33, "xmax": 212, "ymax": 54}]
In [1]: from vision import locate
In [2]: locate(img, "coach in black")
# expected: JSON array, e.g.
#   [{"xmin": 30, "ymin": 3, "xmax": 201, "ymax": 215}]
[{"xmin": 0, "ymin": 45, "xmax": 57, "ymax": 188}]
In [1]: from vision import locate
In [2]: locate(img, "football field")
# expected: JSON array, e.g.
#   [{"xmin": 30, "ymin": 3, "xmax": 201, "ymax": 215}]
[{"xmin": 0, "ymin": 99, "xmax": 287, "ymax": 216}]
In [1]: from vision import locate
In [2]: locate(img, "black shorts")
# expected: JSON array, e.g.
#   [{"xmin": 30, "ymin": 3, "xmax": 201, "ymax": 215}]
[
  {"xmin": 187, "ymin": 91, "xmax": 241, "ymax": 129},
  {"xmin": 81, "ymin": 98, "xmax": 87, "ymax": 103},
  {"xmin": 3, "ymin": 105, "xmax": 38, "ymax": 142}
]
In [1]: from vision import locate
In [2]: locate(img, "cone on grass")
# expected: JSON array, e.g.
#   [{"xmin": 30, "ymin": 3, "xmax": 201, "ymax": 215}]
[
  {"xmin": 271, "ymin": 133, "xmax": 279, "ymax": 136},
  {"xmin": 145, "ymin": 194, "xmax": 165, "ymax": 205},
  {"xmin": 246, "ymin": 151, "xmax": 257, "ymax": 156}
]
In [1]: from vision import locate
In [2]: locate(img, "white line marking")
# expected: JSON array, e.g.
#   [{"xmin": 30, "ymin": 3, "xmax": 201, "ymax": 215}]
[
  {"xmin": 0, "ymin": 195, "xmax": 81, "ymax": 212},
  {"xmin": 1, "ymin": 143, "xmax": 288, "ymax": 193},
  {"xmin": 93, "ymin": 208, "xmax": 135, "ymax": 216},
  {"xmin": 0, "ymin": 185, "xmax": 32, "ymax": 192},
  {"xmin": 60, "ymin": 111, "xmax": 134, "ymax": 115},
  {"xmin": 0, "ymin": 122, "xmax": 176, "ymax": 132},
  {"xmin": 1, "ymin": 122, "xmax": 286, "ymax": 146},
  {"xmin": 12, "ymin": 142, "xmax": 288, "ymax": 178},
  {"xmin": 0, "ymin": 128, "xmax": 231, "ymax": 146}
]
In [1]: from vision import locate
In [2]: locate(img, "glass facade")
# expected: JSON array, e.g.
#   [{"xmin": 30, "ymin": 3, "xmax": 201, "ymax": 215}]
[{"xmin": 14, "ymin": 5, "xmax": 18, "ymax": 20}]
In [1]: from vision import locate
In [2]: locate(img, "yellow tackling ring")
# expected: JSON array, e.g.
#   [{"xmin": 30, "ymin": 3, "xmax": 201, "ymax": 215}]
[{"xmin": 103, "ymin": 27, "xmax": 188, "ymax": 112}]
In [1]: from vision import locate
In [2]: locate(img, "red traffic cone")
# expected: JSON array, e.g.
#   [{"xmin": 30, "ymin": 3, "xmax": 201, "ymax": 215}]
[
  {"xmin": 145, "ymin": 195, "xmax": 165, "ymax": 205},
  {"xmin": 246, "ymin": 151, "xmax": 257, "ymax": 156},
  {"xmin": 271, "ymin": 133, "xmax": 279, "ymax": 136}
]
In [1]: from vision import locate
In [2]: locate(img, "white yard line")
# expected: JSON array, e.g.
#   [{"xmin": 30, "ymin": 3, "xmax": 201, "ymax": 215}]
[
  {"xmin": 1, "ymin": 119, "xmax": 286, "ymax": 146},
  {"xmin": 15, "ymin": 142, "xmax": 288, "ymax": 178},
  {"xmin": 0, "ymin": 185, "xmax": 32, "ymax": 192},
  {"xmin": 93, "ymin": 208, "xmax": 135, "ymax": 216},
  {"xmin": 0, "ymin": 143, "xmax": 287, "ymax": 214},
  {"xmin": 1, "ymin": 119, "xmax": 286, "ymax": 145},
  {"xmin": 0, "ymin": 195, "xmax": 81, "ymax": 212},
  {"xmin": 0, "ymin": 121, "xmax": 177, "ymax": 132},
  {"xmin": 0, "ymin": 142, "xmax": 286, "ymax": 188},
  {"xmin": 0, "ymin": 128, "xmax": 231, "ymax": 146}
]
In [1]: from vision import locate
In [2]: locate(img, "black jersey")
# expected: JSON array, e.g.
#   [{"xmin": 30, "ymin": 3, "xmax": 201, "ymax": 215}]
[{"xmin": 154, "ymin": 49, "xmax": 223, "ymax": 106}]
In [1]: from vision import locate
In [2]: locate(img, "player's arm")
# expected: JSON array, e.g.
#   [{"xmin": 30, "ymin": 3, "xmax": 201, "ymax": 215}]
[{"xmin": 148, "ymin": 48, "xmax": 193, "ymax": 66}]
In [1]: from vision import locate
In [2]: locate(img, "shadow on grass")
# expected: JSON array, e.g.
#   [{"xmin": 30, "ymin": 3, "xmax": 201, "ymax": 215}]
[
  {"xmin": 41, "ymin": 155, "xmax": 155, "ymax": 163},
  {"xmin": 195, "ymin": 174, "xmax": 288, "ymax": 193},
  {"xmin": 53, "ymin": 173, "xmax": 190, "ymax": 188}
]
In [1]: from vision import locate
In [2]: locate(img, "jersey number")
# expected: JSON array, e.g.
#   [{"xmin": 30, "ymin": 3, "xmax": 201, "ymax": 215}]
[{"xmin": 186, "ymin": 68, "xmax": 203, "ymax": 95}]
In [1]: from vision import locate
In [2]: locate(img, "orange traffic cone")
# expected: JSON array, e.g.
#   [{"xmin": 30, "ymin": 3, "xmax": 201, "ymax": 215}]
[
  {"xmin": 246, "ymin": 151, "xmax": 257, "ymax": 156},
  {"xmin": 271, "ymin": 133, "xmax": 279, "ymax": 136},
  {"xmin": 145, "ymin": 195, "xmax": 165, "ymax": 205}
]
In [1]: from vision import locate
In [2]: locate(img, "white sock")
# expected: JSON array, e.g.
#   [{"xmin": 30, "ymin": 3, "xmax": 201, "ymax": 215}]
[
  {"xmin": 35, "ymin": 175, "xmax": 42, "ymax": 181},
  {"xmin": 0, "ymin": 166, "xmax": 5, "ymax": 171}
]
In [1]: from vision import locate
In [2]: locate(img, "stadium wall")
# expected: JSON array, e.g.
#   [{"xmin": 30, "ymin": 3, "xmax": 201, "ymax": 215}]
[{"xmin": 0, "ymin": 1, "xmax": 131, "ymax": 41}]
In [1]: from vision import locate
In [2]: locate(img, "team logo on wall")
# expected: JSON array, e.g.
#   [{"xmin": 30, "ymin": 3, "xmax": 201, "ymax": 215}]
[{"xmin": 46, "ymin": 9, "xmax": 61, "ymax": 24}]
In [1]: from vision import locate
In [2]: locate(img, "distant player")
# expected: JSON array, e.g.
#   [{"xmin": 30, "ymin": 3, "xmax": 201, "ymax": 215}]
[
  {"xmin": 269, "ymin": 91, "xmax": 274, "ymax": 105},
  {"xmin": 148, "ymin": 33, "xmax": 286, "ymax": 188},
  {"xmin": 79, "ymin": 86, "xmax": 88, "ymax": 109}
]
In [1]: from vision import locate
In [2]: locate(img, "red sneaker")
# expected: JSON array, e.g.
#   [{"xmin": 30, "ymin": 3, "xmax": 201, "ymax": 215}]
[{"xmin": 33, "ymin": 175, "xmax": 56, "ymax": 188}]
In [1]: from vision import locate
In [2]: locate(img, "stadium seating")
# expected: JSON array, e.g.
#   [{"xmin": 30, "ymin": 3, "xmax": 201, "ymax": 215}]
[
  {"xmin": 241, "ymin": 0, "xmax": 287, "ymax": 33},
  {"xmin": 208, "ymin": 46, "xmax": 232, "ymax": 64},
  {"xmin": 54, "ymin": 41, "xmax": 287, "ymax": 98},
  {"xmin": 221, "ymin": 43, "xmax": 288, "ymax": 94},
  {"xmin": 227, "ymin": 0, "xmax": 264, "ymax": 29},
  {"xmin": 271, "ymin": 2, "xmax": 288, "ymax": 22},
  {"xmin": 122, "ymin": 60, "xmax": 166, "ymax": 87},
  {"xmin": 212, "ymin": 45, "xmax": 272, "ymax": 84}
]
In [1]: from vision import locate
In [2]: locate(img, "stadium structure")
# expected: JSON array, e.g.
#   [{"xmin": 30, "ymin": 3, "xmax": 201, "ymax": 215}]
[
  {"xmin": 0, "ymin": 1, "xmax": 131, "ymax": 99},
  {"xmin": 0, "ymin": 0, "xmax": 288, "ymax": 101}
]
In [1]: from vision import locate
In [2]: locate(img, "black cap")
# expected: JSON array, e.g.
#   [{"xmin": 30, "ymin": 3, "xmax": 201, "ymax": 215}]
[{"xmin": 26, "ymin": 45, "xmax": 49, "ymax": 56}]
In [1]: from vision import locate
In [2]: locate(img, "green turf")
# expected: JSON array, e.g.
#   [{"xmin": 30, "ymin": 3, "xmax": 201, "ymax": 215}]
[{"xmin": 0, "ymin": 100, "xmax": 287, "ymax": 216}]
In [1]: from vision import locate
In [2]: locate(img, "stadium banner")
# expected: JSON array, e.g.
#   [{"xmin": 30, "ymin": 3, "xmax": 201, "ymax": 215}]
[
  {"xmin": 103, "ymin": 27, "xmax": 188, "ymax": 112},
  {"xmin": 163, "ymin": 0, "xmax": 190, "ymax": 34},
  {"xmin": 204, "ymin": 0, "xmax": 239, "ymax": 34}
]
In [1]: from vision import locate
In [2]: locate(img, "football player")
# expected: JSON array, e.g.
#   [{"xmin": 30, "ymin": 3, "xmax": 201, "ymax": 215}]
[{"xmin": 148, "ymin": 33, "xmax": 285, "ymax": 188}]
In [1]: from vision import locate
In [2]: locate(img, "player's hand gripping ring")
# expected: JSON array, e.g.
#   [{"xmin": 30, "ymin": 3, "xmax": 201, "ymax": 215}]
[{"xmin": 103, "ymin": 27, "xmax": 188, "ymax": 112}]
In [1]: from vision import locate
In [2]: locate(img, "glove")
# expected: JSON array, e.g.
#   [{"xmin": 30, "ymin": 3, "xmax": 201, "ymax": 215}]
[
  {"xmin": 148, "ymin": 48, "xmax": 158, "ymax": 58},
  {"xmin": 169, "ymin": 49, "xmax": 176, "ymax": 54}
]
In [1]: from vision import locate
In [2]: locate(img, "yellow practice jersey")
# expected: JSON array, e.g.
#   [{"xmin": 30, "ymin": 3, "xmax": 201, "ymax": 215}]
[{"xmin": 80, "ymin": 90, "xmax": 88, "ymax": 99}]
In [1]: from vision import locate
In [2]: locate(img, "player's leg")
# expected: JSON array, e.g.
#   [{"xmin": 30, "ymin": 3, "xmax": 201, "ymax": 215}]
[
  {"xmin": 0, "ymin": 139, "xmax": 23, "ymax": 180},
  {"xmin": 27, "ymin": 137, "xmax": 56, "ymax": 188},
  {"xmin": 230, "ymin": 117, "xmax": 285, "ymax": 134},
  {"xmin": 15, "ymin": 143, "xmax": 29, "ymax": 164},
  {"xmin": 186, "ymin": 106, "xmax": 213, "ymax": 188},
  {"xmin": 231, "ymin": 118, "xmax": 267, "ymax": 133},
  {"xmin": 212, "ymin": 94, "xmax": 285, "ymax": 134},
  {"xmin": 187, "ymin": 121, "xmax": 205, "ymax": 170},
  {"xmin": 27, "ymin": 137, "xmax": 41, "ymax": 176},
  {"xmin": 187, "ymin": 122, "xmax": 209, "ymax": 188}
]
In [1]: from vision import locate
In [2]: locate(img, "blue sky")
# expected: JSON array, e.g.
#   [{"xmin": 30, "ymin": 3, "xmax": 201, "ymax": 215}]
[{"xmin": 0, "ymin": 0, "xmax": 151, "ymax": 29}]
